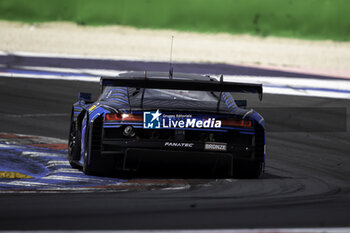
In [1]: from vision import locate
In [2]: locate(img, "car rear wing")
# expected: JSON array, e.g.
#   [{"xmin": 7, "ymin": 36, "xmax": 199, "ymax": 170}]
[
  {"xmin": 100, "ymin": 76, "xmax": 263, "ymax": 100},
  {"xmin": 101, "ymin": 75, "xmax": 262, "ymax": 110}
]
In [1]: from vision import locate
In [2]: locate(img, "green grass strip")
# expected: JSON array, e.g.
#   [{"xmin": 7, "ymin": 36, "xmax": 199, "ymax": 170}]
[{"xmin": 0, "ymin": 0, "xmax": 349, "ymax": 41}]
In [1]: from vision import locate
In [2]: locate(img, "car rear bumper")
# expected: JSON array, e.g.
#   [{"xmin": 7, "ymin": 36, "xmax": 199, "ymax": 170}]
[
  {"xmin": 93, "ymin": 138, "xmax": 261, "ymax": 176},
  {"xmin": 101, "ymin": 139, "xmax": 257, "ymax": 159}
]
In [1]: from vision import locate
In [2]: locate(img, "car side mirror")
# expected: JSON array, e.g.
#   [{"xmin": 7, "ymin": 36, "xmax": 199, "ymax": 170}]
[{"xmin": 78, "ymin": 92, "xmax": 92, "ymax": 101}]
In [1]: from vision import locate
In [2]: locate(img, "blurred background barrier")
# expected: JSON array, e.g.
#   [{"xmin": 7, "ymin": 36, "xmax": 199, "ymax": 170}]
[{"xmin": 0, "ymin": 0, "xmax": 349, "ymax": 41}]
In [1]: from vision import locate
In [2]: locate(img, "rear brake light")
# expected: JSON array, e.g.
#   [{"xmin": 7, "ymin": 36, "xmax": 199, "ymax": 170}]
[
  {"xmin": 222, "ymin": 119, "xmax": 252, "ymax": 127},
  {"xmin": 104, "ymin": 113, "xmax": 142, "ymax": 121},
  {"xmin": 105, "ymin": 113, "xmax": 121, "ymax": 121}
]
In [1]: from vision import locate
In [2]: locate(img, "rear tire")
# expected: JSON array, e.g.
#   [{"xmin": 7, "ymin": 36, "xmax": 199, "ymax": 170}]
[
  {"xmin": 82, "ymin": 117, "xmax": 95, "ymax": 175},
  {"xmin": 83, "ymin": 114, "xmax": 114, "ymax": 176},
  {"xmin": 82, "ymin": 120, "xmax": 114, "ymax": 177},
  {"xmin": 83, "ymin": 149, "xmax": 113, "ymax": 177},
  {"xmin": 83, "ymin": 150, "xmax": 94, "ymax": 175},
  {"xmin": 83, "ymin": 149, "xmax": 114, "ymax": 177},
  {"xmin": 68, "ymin": 121, "xmax": 81, "ymax": 169}
]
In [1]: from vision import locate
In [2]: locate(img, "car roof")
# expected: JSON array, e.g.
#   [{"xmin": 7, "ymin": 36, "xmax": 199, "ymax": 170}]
[{"xmin": 117, "ymin": 71, "xmax": 213, "ymax": 81}]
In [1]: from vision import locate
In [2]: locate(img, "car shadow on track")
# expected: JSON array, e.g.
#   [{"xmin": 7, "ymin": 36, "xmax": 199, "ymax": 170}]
[
  {"xmin": 260, "ymin": 173, "xmax": 287, "ymax": 179},
  {"xmin": 86, "ymin": 168, "xmax": 287, "ymax": 180}
]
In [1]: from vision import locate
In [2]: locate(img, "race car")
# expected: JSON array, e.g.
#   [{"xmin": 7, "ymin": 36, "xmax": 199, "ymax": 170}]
[{"xmin": 68, "ymin": 71, "xmax": 265, "ymax": 178}]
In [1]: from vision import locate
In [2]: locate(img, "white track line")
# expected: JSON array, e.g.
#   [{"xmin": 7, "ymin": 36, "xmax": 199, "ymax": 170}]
[
  {"xmin": 263, "ymin": 86, "xmax": 350, "ymax": 99},
  {"xmin": 41, "ymin": 175, "xmax": 105, "ymax": 182},
  {"xmin": 224, "ymin": 75, "xmax": 350, "ymax": 91},
  {"xmin": 51, "ymin": 168, "xmax": 83, "ymax": 174},
  {"xmin": 0, "ymin": 64, "xmax": 125, "ymax": 77},
  {"xmin": 0, "ymin": 72, "xmax": 100, "ymax": 82},
  {"xmin": 46, "ymin": 160, "xmax": 70, "ymax": 167},
  {"xmin": 2, "ymin": 66, "xmax": 350, "ymax": 99},
  {"xmin": 0, "ymin": 181, "xmax": 57, "ymax": 187},
  {"xmin": 161, "ymin": 186, "xmax": 191, "ymax": 191},
  {"xmin": 0, "ymin": 144, "xmax": 14, "ymax": 148},
  {"xmin": 21, "ymin": 151, "xmax": 63, "ymax": 158}
]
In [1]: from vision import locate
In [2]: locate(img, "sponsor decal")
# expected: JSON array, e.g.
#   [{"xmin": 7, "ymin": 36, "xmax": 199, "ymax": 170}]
[
  {"xmin": 164, "ymin": 142, "xmax": 194, "ymax": 148},
  {"xmin": 143, "ymin": 109, "xmax": 162, "ymax": 129},
  {"xmin": 204, "ymin": 142, "xmax": 227, "ymax": 151},
  {"xmin": 143, "ymin": 110, "xmax": 221, "ymax": 129}
]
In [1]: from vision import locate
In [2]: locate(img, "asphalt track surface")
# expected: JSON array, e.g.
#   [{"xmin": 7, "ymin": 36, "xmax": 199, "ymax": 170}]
[{"xmin": 0, "ymin": 74, "xmax": 350, "ymax": 229}]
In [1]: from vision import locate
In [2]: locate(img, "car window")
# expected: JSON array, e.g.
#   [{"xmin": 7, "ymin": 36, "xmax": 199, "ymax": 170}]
[{"xmin": 143, "ymin": 89, "xmax": 218, "ymax": 102}]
